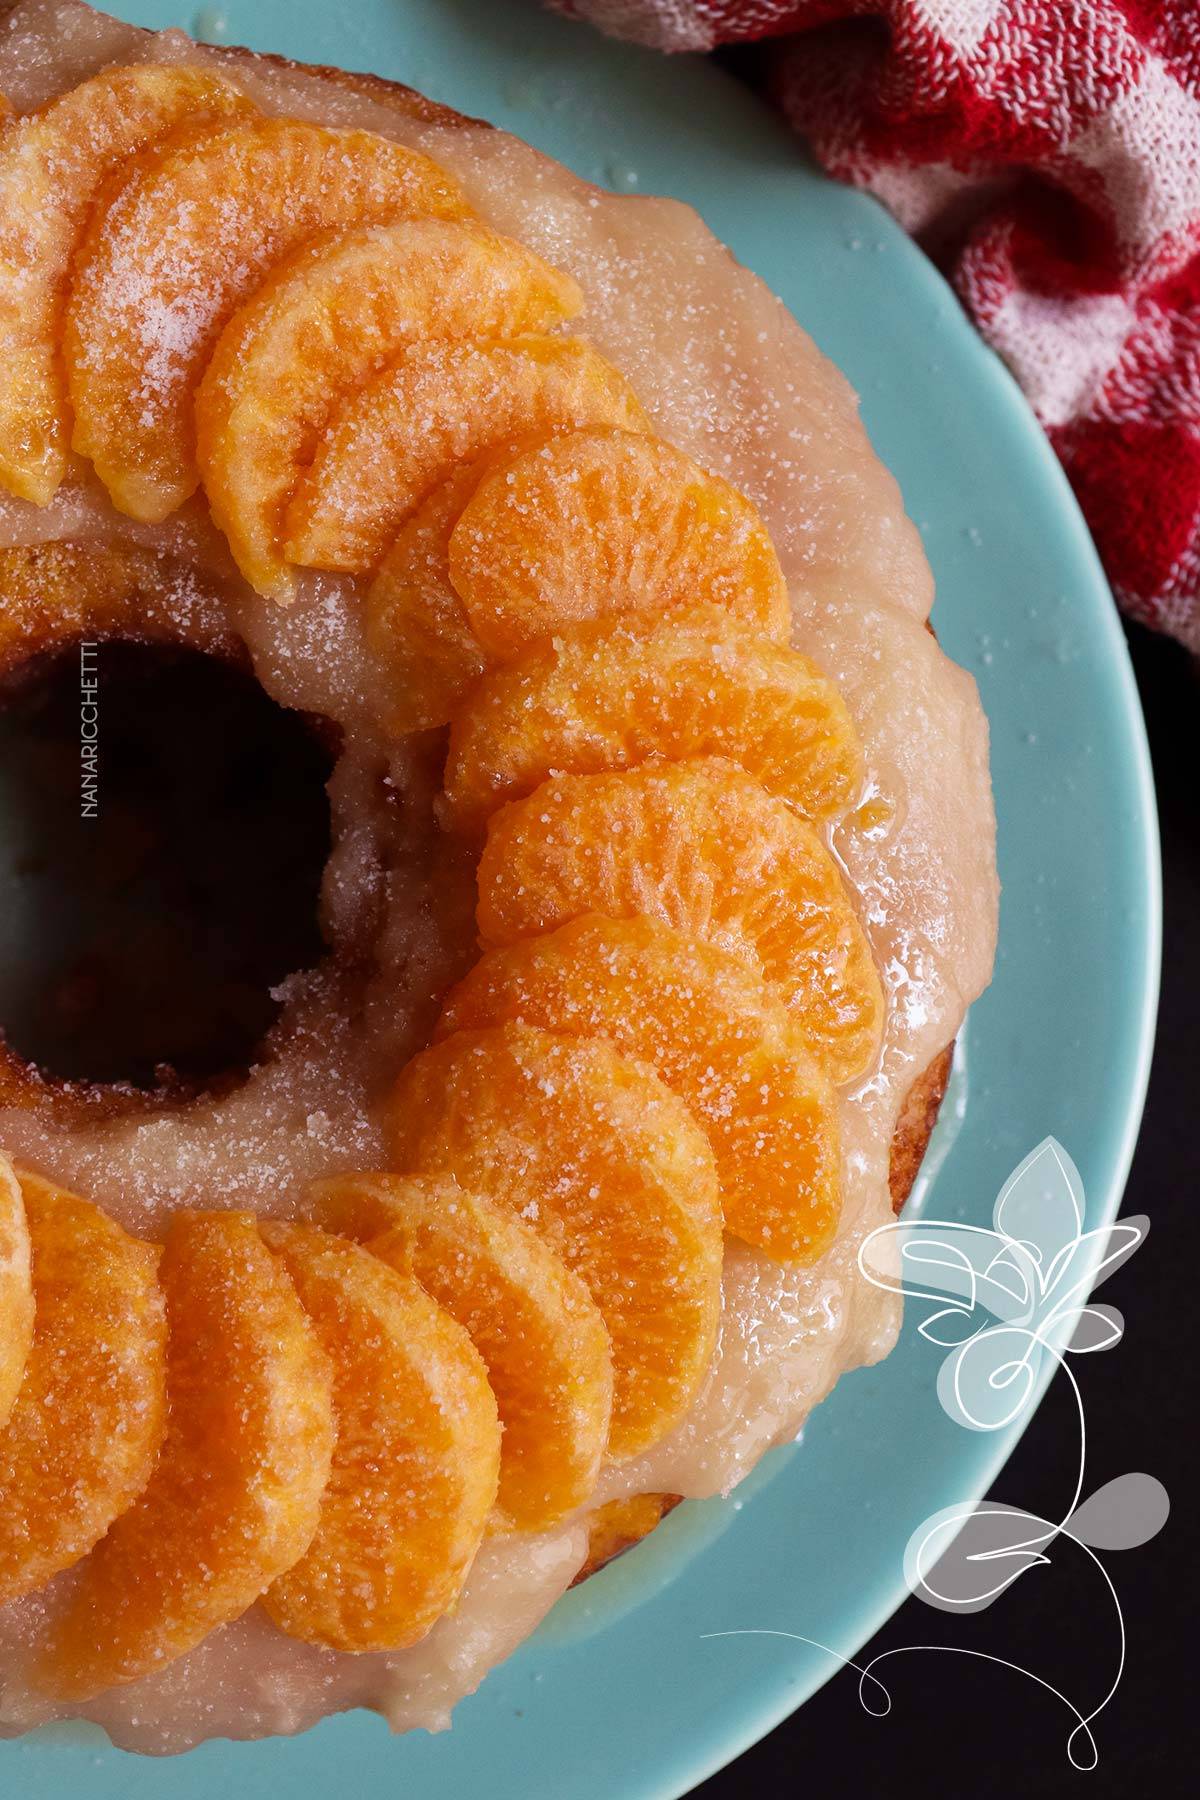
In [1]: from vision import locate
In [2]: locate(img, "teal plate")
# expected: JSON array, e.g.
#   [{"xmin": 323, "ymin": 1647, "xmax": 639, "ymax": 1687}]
[{"xmin": 2, "ymin": 2, "xmax": 1160, "ymax": 1795}]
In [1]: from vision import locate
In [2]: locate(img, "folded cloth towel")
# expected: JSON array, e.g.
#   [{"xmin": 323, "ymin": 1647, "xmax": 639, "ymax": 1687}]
[{"xmin": 551, "ymin": 1, "xmax": 1200, "ymax": 650}]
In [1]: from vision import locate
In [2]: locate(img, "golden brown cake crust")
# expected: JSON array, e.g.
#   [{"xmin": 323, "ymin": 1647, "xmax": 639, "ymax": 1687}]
[
  {"xmin": 206, "ymin": 44, "xmax": 488, "ymax": 132},
  {"xmin": 0, "ymin": 0, "xmax": 482, "ymax": 130},
  {"xmin": 888, "ymin": 1042, "xmax": 954, "ymax": 1214}
]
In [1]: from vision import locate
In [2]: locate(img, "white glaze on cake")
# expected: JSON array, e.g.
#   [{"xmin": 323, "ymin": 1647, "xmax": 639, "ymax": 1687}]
[{"xmin": 0, "ymin": 0, "xmax": 998, "ymax": 1753}]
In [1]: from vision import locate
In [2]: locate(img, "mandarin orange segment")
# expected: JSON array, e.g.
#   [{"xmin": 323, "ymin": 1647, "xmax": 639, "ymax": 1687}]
[
  {"xmin": 197, "ymin": 219, "xmax": 582, "ymax": 601},
  {"xmin": 477, "ymin": 759, "xmax": 883, "ymax": 1083},
  {"xmin": 366, "ymin": 427, "xmax": 788, "ymax": 727},
  {"xmin": 576, "ymin": 1493, "xmax": 679, "ymax": 1581},
  {"xmin": 310, "ymin": 1172, "xmax": 613, "ymax": 1531},
  {"xmin": 443, "ymin": 602, "xmax": 863, "ymax": 834},
  {"xmin": 387, "ymin": 1022, "xmax": 722, "ymax": 1457},
  {"xmin": 0, "ymin": 1171, "xmax": 166, "ymax": 1607},
  {"xmin": 365, "ymin": 460, "xmax": 490, "ymax": 731},
  {"xmin": 438, "ymin": 916, "xmax": 841, "ymax": 1263},
  {"xmin": 285, "ymin": 335, "xmax": 648, "ymax": 574},
  {"xmin": 259, "ymin": 1221, "xmax": 499, "ymax": 1653},
  {"xmin": 0, "ymin": 63, "xmax": 254, "ymax": 505},
  {"xmin": 0, "ymin": 1154, "xmax": 33, "ymax": 1430},
  {"xmin": 65, "ymin": 118, "xmax": 468, "ymax": 522},
  {"xmin": 447, "ymin": 427, "xmax": 790, "ymax": 658},
  {"xmin": 38, "ymin": 1211, "xmax": 334, "ymax": 1701}
]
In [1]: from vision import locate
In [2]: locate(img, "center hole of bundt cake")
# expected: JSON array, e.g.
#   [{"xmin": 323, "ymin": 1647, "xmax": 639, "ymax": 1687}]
[{"xmin": 0, "ymin": 641, "xmax": 333, "ymax": 1088}]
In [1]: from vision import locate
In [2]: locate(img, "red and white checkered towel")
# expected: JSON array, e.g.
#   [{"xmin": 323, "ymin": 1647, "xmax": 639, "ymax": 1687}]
[{"xmin": 551, "ymin": 1, "xmax": 1200, "ymax": 650}]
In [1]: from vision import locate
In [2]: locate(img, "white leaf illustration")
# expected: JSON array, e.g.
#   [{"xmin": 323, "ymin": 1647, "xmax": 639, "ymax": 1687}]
[
  {"xmin": 993, "ymin": 1137, "xmax": 1084, "ymax": 1277},
  {"xmin": 1066, "ymin": 1304, "xmax": 1124, "ymax": 1354},
  {"xmin": 859, "ymin": 1221, "xmax": 1036, "ymax": 1322},
  {"xmin": 1087, "ymin": 1216, "xmax": 1150, "ymax": 1293},
  {"xmin": 1038, "ymin": 1220, "xmax": 1146, "ymax": 1344},
  {"xmin": 980, "ymin": 1240, "xmax": 1037, "ymax": 1314},
  {"xmin": 905, "ymin": 1502, "xmax": 1050, "ymax": 1613},
  {"xmin": 1068, "ymin": 1475, "xmax": 1170, "ymax": 1550}
]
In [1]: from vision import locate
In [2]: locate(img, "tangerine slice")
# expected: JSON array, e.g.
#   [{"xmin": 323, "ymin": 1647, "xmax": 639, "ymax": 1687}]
[
  {"xmin": 259, "ymin": 1221, "xmax": 499, "ymax": 1653},
  {"xmin": 310, "ymin": 1172, "xmax": 613, "ymax": 1531},
  {"xmin": 0, "ymin": 62, "xmax": 254, "ymax": 505},
  {"xmin": 448, "ymin": 427, "xmax": 790, "ymax": 657},
  {"xmin": 65, "ymin": 117, "xmax": 468, "ymax": 522},
  {"xmin": 365, "ymin": 460, "xmax": 490, "ymax": 731},
  {"xmin": 0, "ymin": 1171, "xmax": 166, "ymax": 1607},
  {"xmin": 438, "ymin": 916, "xmax": 841, "ymax": 1263},
  {"xmin": 387, "ymin": 1022, "xmax": 722, "ymax": 1457},
  {"xmin": 197, "ymin": 219, "xmax": 581, "ymax": 601},
  {"xmin": 38, "ymin": 1211, "xmax": 334, "ymax": 1701},
  {"xmin": 576, "ymin": 1493, "xmax": 680, "ymax": 1581},
  {"xmin": 0, "ymin": 1154, "xmax": 33, "ymax": 1430},
  {"xmin": 285, "ymin": 335, "xmax": 648, "ymax": 573},
  {"xmin": 443, "ymin": 602, "xmax": 862, "ymax": 834},
  {"xmin": 477, "ymin": 759, "xmax": 883, "ymax": 1083}
]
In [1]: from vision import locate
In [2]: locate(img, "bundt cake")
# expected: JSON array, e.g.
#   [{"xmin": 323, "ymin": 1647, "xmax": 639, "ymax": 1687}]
[{"xmin": 0, "ymin": 0, "xmax": 997, "ymax": 1755}]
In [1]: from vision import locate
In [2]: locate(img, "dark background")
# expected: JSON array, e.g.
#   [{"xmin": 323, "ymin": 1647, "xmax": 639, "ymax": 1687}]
[{"xmin": 696, "ymin": 622, "xmax": 1197, "ymax": 1797}]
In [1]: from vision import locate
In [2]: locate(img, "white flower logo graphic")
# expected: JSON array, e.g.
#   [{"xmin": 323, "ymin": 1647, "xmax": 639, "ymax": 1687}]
[
  {"xmin": 859, "ymin": 1136, "xmax": 1143, "ymax": 1436},
  {"xmin": 855, "ymin": 1136, "xmax": 1167, "ymax": 1765},
  {"xmin": 705, "ymin": 1138, "xmax": 1168, "ymax": 1770}
]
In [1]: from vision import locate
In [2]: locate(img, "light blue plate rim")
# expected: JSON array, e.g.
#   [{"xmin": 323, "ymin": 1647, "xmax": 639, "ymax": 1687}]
[{"xmin": 1, "ymin": 3, "xmax": 1161, "ymax": 1795}]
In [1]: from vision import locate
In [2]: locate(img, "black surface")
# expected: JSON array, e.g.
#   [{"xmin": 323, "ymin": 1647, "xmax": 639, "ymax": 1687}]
[
  {"xmin": 0, "ymin": 642, "xmax": 332, "ymax": 1086},
  {"xmin": 695, "ymin": 622, "xmax": 1197, "ymax": 1797}
]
